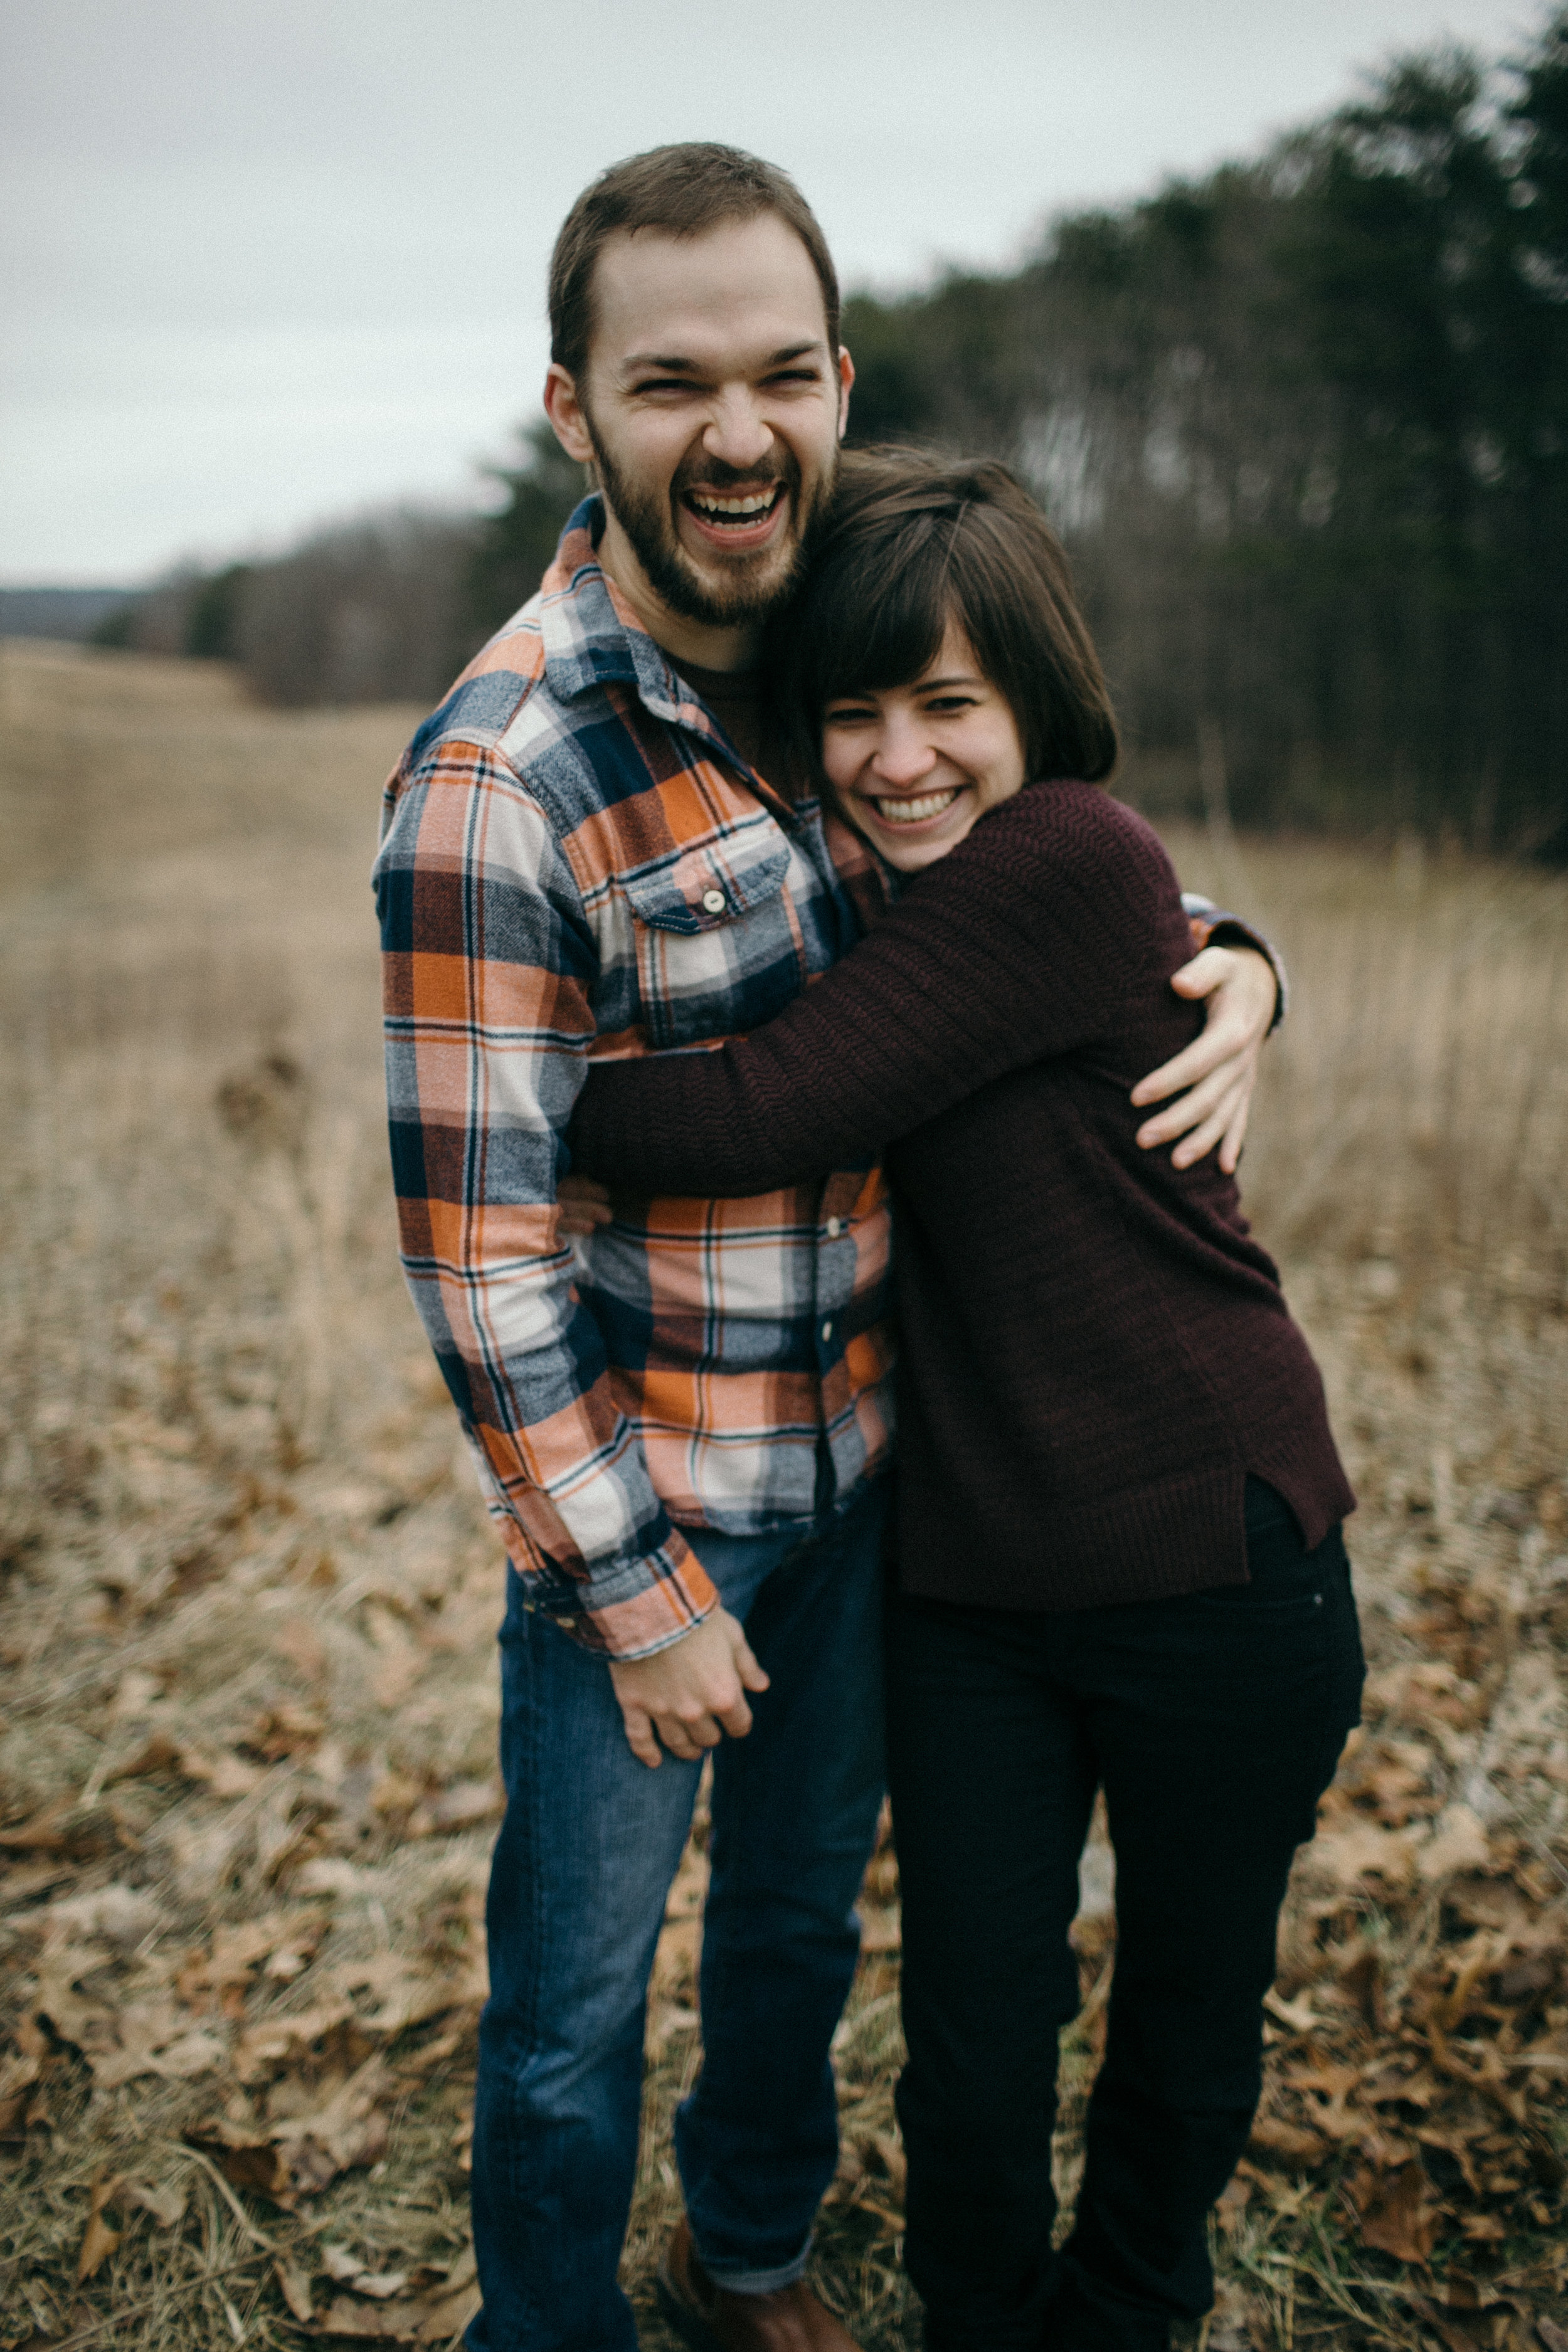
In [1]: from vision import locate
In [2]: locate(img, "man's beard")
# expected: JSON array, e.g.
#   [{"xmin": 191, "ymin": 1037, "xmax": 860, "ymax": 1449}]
[{"xmin": 586, "ymin": 418, "xmax": 837, "ymax": 631}]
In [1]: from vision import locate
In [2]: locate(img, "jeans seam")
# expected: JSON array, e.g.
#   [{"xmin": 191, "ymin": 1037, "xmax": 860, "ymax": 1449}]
[{"xmin": 499, "ymin": 1616, "xmax": 548, "ymax": 2334}]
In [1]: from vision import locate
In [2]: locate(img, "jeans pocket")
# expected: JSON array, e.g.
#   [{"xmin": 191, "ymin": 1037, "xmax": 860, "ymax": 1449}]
[{"xmin": 1190, "ymin": 1573, "xmax": 1332, "ymax": 1618}]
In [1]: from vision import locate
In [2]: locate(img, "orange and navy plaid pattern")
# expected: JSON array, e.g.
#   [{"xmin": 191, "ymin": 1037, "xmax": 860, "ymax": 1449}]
[{"xmin": 375, "ymin": 499, "xmax": 896, "ymax": 1658}]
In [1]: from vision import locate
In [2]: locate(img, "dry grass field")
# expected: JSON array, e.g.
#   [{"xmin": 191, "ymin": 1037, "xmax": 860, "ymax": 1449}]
[{"xmin": 2, "ymin": 639, "xmax": 1566, "ymax": 2352}]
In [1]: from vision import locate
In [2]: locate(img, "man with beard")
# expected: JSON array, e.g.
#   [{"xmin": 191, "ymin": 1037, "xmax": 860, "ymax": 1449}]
[{"xmin": 374, "ymin": 144, "xmax": 1281, "ymax": 2352}]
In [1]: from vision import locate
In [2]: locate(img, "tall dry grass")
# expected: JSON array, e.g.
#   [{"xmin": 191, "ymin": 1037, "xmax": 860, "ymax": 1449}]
[{"xmin": 1, "ymin": 642, "xmax": 1565, "ymax": 2350}]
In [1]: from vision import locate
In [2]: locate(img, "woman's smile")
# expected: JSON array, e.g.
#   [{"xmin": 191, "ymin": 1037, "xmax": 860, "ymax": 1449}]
[{"xmin": 868, "ymin": 784, "xmax": 960, "ymax": 825}]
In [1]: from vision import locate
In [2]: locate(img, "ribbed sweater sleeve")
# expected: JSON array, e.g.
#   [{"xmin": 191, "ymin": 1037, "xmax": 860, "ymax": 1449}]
[{"xmin": 568, "ymin": 784, "xmax": 1167, "ymax": 1198}]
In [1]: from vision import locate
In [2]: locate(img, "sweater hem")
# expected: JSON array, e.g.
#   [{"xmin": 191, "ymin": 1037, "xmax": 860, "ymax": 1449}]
[{"xmin": 895, "ymin": 1456, "xmax": 1355, "ymax": 1615}]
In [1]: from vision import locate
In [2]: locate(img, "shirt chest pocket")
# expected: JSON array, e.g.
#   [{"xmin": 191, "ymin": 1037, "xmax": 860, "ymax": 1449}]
[{"xmin": 622, "ymin": 829, "xmax": 806, "ymax": 1051}]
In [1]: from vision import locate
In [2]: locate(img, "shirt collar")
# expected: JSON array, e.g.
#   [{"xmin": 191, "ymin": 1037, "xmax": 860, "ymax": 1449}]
[
  {"xmin": 539, "ymin": 494, "xmax": 709, "ymax": 731},
  {"xmin": 539, "ymin": 493, "xmax": 803, "ymax": 822}
]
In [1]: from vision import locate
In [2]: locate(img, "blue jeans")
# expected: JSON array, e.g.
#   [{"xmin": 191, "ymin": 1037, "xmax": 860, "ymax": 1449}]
[{"xmin": 467, "ymin": 1477, "xmax": 890, "ymax": 2352}]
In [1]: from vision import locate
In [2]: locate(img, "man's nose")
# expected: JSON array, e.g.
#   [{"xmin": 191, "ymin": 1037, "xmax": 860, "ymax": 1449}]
[
  {"xmin": 870, "ymin": 718, "xmax": 938, "ymax": 787},
  {"xmin": 702, "ymin": 390, "xmax": 775, "ymax": 472}
]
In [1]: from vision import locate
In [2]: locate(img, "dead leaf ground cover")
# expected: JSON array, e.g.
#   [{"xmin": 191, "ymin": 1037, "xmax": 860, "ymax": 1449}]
[{"xmin": 1, "ymin": 642, "xmax": 1565, "ymax": 2350}]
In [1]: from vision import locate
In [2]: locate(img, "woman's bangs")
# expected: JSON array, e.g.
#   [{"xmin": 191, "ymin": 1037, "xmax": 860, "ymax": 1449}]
[{"xmin": 805, "ymin": 524, "xmax": 953, "ymax": 709}]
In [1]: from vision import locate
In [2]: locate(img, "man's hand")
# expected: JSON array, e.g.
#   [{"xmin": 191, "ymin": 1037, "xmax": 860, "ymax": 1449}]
[
  {"xmin": 1131, "ymin": 944, "xmax": 1278, "ymax": 1174},
  {"xmin": 609, "ymin": 1608, "xmax": 771, "ymax": 1769},
  {"xmin": 558, "ymin": 1173, "xmax": 614, "ymax": 1237}
]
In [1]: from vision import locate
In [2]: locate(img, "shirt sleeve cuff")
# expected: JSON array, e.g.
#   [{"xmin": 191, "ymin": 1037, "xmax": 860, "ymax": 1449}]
[
  {"xmin": 536, "ymin": 1526, "xmax": 721, "ymax": 1661},
  {"xmin": 1180, "ymin": 894, "xmax": 1288, "ymax": 1032}
]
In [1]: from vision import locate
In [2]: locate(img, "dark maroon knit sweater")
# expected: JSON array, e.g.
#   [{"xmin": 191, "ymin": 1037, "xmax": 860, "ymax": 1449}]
[{"xmin": 569, "ymin": 781, "xmax": 1354, "ymax": 1611}]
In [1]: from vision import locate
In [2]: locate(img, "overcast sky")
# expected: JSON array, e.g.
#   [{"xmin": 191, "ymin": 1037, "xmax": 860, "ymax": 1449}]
[{"xmin": 1, "ymin": 0, "xmax": 1539, "ymax": 586}]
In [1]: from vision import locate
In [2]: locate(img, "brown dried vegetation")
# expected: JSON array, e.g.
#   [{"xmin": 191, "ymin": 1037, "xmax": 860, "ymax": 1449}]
[{"xmin": 1, "ymin": 643, "xmax": 1565, "ymax": 2349}]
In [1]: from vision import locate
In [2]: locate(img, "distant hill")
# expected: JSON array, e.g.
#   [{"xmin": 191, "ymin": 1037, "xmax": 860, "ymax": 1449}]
[{"xmin": 0, "ymin": 587, "xmax": 135, "ymax": 641}]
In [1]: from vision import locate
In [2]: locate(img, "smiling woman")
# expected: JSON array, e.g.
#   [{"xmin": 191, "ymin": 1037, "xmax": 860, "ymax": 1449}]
[
  {"xmin": 784, "ymin": 450, "xmax": 1118, "ymax": 870},
  {"xmin": 820, "ymin": 624, "xmax": 1028, "ymax": 871}
]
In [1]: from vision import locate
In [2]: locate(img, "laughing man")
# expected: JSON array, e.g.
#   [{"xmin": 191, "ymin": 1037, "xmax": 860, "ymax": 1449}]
[{"xmin": 374, "ymin": 143, "xmax": 1281, "ymax": 2352}]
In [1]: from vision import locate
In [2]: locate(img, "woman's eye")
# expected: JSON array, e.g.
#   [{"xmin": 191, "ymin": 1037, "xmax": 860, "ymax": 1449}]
[
  {"xmin": 825, "ymin": 707, "xmax": 876, "ymax": 727},
  {"xmin": 925, "ymin": 696, "xmax": 977, "ymax": 715}
]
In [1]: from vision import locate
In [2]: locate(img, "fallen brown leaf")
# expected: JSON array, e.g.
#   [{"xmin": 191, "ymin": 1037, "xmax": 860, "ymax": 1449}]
[
  {"xmin": 305, "ymin": 2251, "xmax": 480, "ymax": 2342},
  {"xmin": 243, "ymin": 1701, "xmax": 325, "ymax": 1759},
  {"xmin": 48, "ymin": 1982, "xmax": 227, "ymax": 2089},
  {"xmin": 1248, "ymin": 2114, "xmax": 1327, "ymax": 2167},
  {"xmin": 1204, "ymin": 2277, "xmax": 1263, "ymax": 2351},
  {"xmin": 231, "ymin": 1999, "xmax": 358, "ymax": 2083},
  {"xmin": 177, "ymin": 1745, "xmax": 267, "ymax": 1799},
  {"xmin": 0, "ymin": 1857, "xmax": 75, "ymax": 1905},
  {"xmin": 275, "ymin": 2255, "xmax": 317, "ymax": 2322},
  {"xmin": 320, "ymin": 2247, "xmax": 435, "ymax": 2300},
  {"xmin": 1308, "ymin": 1817, "xmax": 1419, "ymax": 1892},
  {"xmin": 1345, "ymin": 2158, "xmax": 1444, "ymax": 2262},
  {"xmin": 859, "ymin": 1905, "xmax": 901, "ymax": 1954},
  {"xmin": 405, "ymin": 1778, "xmax": 502, "ymax": 1838},
  {"xmin": 1216, "ymin": 2174, "xmax": 1254, "ymax": 2235},
  {"xmin": 0, "ymin": 2039, "xmax": 46, "ymax": 2146},
  {"xmin": 332, "ymin": 1951, "xmax": 474, "ymax": 2036},
  {"xmin": 1418, "ymin": 1804, "xmax": 1493, "ymax": 1883},
  {"xmin": 1263, "ymin": 1986, "xmax": 1325, "ymax": 2036},
  {"xmin": 1339, "ymin": 1944, "xmax": 1390, "ymax": 2033},
  {"xmin": 871, "ymin": 2127, "xmax": 906, "ymax": 2196},
  {"xmin": 272, "ymin": 1616, "xmax": 328, "ymax": 1680},
  {"xmin": 0, "ymin": 1805, "xmax": 71, "ymax": 1853},
  {"xmin": 0, "ymin": 1804, "xmax": 109, "ymax": 1859},
  {"xmin": 42, "ymin": 1882, "xmax": 162, "ymax": 1945},
  {"xmin": 122, "ymin": 2176, "xmax": 188, "ymax": 2228},
  {"xmin": 651, "ymin": 1917, "xmax": 701, "ymax": 2000},
  {"xmin": 75, "ymin": 2173, "xmax": 123, "ymax": 2282},
  {"xmin": 105, "ymin": 1730, "xmax": 181, "ymax": 1784},
  {"xmin": 313, "ymin": 2300, "xmax": 420, "ymax": 2341},
  {"xmin": 192, "ymin": 2053, "xmax": 393, "ymax": 2205}
]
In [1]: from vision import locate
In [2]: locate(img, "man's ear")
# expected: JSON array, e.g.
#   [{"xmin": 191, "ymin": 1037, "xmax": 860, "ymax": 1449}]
[
  {"xmin": 835, "ymin": 347, "xmax": 856, "ymax": 442},
  {"xmin": 544, "ymin": 364, "xmax": 596, "ymax": 464}
]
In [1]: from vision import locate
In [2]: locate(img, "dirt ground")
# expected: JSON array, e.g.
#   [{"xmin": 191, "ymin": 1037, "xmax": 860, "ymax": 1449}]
[{"xmin": 2, "ymin": 640, "xmax": 1566, "ymax": 2350}]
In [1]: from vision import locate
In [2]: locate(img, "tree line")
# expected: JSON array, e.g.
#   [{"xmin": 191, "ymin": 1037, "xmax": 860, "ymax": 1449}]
[{"xmin": 101, "ymin": 13, "xmax": 1568, "ymax": 849}]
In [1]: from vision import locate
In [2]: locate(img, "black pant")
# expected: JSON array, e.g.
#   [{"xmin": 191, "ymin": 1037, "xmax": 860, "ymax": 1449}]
[{"xmin": 887, "ymin": 1483, "xmax": 1364, "ymax": 2352}]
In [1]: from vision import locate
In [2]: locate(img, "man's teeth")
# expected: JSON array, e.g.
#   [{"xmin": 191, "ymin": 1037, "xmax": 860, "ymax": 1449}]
[
  {"xmin": 873, "ymin": 788, "xmax": 960, "ymax": 825},
  {"xmin": 689, "ymin": 489, "xmax": 780, "ymax": 517}
]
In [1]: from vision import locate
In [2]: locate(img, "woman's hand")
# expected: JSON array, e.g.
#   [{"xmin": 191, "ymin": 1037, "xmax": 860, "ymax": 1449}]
[
  {"xmin": 1130, "ymin": 945, "xmax": 1278, "ymax": 1173},
  {"xmin": 557, "ymin": 1173, "xmax": 615, "ymax": 1237}
]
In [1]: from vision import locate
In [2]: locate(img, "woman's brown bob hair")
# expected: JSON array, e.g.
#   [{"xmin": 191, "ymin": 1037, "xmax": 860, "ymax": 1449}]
[{"xmin": 776, "ymin": 450, "xmax": 1118, "ymax": 788}]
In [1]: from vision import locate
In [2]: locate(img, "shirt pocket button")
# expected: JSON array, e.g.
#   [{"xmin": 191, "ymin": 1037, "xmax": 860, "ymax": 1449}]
[{"xmin": 701, "ymin": 888, "xmax": 727, "ymax": 914}]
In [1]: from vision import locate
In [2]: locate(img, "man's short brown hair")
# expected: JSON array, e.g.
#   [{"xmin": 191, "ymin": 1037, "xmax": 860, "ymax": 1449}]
[{"xmin": 548, "ymin": 143, "xmax": 841, "ymax": 383}]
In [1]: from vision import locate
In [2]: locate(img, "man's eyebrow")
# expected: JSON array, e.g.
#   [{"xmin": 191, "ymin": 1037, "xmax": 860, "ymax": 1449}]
[
  {"xmin": 620, "ymin": 340, "xmax": 829, "ymax": 376},
  {"xmin": 622, "ymin": 352, "xmax": 702, "ymax": 375}
]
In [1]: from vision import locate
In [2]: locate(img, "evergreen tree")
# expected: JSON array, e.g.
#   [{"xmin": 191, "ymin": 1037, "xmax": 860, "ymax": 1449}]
[{"xmin": 467, "ymin": 422, "xmax": 589, "ymax": 638}]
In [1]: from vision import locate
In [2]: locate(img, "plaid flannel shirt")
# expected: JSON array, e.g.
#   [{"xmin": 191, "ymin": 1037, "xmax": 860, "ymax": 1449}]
[
  {"xmin": 376, "ymin": 497, "xmax": 1280, "ymax": 1661},
  {"xmin": 376, "ymin": 497, "xmax": 896, "ymax": 1659}
]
